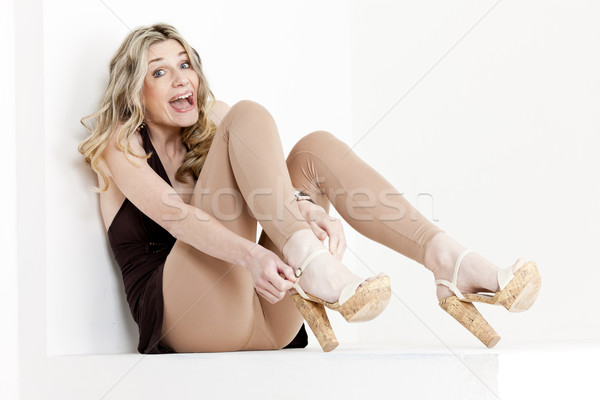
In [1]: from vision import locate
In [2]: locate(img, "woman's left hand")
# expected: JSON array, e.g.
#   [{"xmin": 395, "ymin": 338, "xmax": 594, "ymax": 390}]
[{"xmin": 297, "ymin": 200, "xmax": 346, "ymax": 260}]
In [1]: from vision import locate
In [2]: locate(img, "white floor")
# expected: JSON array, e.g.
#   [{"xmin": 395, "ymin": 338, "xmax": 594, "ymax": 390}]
[{"xmin": 28, "ymin": 341, "xmax": 598, "ymax": 400}]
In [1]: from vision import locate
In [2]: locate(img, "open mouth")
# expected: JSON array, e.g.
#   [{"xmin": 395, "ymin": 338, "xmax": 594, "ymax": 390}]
[{"xmin": 168, "ymin": 91, "xmax": 195, "ymax": 112}]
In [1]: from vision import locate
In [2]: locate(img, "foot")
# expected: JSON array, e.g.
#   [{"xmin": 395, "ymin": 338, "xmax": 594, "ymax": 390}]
[
  {"xmin": 424, "ymin": 232, "xmax": 501, "ymax": 301},
  {"xmin": 282, "ymin": 229, "xmax": 374, "ymax": 303}
]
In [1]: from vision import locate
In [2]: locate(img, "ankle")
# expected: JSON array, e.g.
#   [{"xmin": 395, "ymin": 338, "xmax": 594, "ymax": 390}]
[
  {"xmin": 282, "ymin": 230, "xmax": 363, "ymax": 303},
  {"xmin": 424, "ymin": 233, "xmax": 501, "ymax": 298},
  {"xmin": 424, "ymin": 232, "xmax": 461, "ymax": 277},
  {"xmin": 281, "ymin": 229, "xmax": 325, "ymax": 268}
]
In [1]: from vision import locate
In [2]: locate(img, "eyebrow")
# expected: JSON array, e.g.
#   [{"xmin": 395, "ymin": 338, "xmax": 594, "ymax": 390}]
[{"xmin": 148, "ymin": 51, "xmax": 188, "ymax": 65}]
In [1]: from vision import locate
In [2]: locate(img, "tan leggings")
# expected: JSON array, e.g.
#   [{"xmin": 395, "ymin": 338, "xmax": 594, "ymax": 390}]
[{"xmin": 161, "ymin": 100, "xmax": 444, "ymax": 352}]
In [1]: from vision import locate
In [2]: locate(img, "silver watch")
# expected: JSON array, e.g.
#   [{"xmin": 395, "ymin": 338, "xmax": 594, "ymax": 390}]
[{"xmin": 294, "ymin": 189, "xmax": 315, "ymax": 204}]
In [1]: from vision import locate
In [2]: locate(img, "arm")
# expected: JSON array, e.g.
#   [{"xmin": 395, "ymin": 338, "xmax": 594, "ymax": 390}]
[
  {"xmin": 102, "ymin": 127, "xmax": 251, "ymax": 265},
  {"xmin": 102, "ymin": 123, "xmax": 295, "ymax": 302}
]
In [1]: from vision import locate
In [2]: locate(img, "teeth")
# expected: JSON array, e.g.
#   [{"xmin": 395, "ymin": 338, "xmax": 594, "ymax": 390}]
[{"xmin": 171, "ymin": 93, "xmax": 192, "ymax": 101}]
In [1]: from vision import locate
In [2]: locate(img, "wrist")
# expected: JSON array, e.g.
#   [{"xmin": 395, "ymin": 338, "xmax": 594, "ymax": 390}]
[
  {"xmin": 297, "ymin": 198, "xmax": 323, "ymax": 223},
  {"xmin": 236, "ymin": 239, "xmax": 261, "ymax": 269}
]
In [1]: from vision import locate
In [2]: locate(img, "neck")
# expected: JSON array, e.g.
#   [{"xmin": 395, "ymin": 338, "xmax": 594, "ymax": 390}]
[{"xmin": 145, "ymin": 121, "xmax": 185, "ymax": 160}]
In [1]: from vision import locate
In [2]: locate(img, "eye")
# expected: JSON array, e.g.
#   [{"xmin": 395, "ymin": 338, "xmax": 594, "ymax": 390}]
[
  {"xmin": 181, "ymin": 62, "xmax": 190, "ymax": 69},
  {"xmin": 153, "ymin": 69, "xmax": 165, "ymax": 78}
]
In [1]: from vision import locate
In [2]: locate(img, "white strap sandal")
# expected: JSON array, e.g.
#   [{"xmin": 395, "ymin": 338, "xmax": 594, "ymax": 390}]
[
  {"xmin": 434, "ymin": 248, "xmax": 542, "ymax": 348},
  {"xmin": 288, "ymin": 247, "xmax": 392, "ymax": 352},
  {"xmin": 435, "ymin": 248, "xmax": 542, "ymax": 311}
]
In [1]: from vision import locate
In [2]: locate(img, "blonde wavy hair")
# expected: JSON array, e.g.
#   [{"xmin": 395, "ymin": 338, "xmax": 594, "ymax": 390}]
[{"xmin": 78, "ymin": 23, "xmax": 217, "ymax": 192}]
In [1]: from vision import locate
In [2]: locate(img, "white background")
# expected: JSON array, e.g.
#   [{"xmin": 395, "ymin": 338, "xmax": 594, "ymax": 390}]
[
  {"xmin": 0, "ymin": 0, "xmax": 18, "ymax": 397},
  {"xmin": 350, "ymin": 0, "xmax": 600, "ymax": 346},
  {"xmin": 4, "ymin": 0, "xmax": 599, "ymax": 398}
]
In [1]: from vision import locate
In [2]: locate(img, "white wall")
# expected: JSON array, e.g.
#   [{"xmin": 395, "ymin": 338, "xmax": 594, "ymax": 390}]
[
  {"xmin": 44, "ymin": 0, "xmax": 353, "ymax": 355},
  {"xmin": 16, "ymin": 0, "xmax": 47, "ymax": 397},
  {"xmin": 1, "ymin": 0, "xmax": 19, "ymax": 398},
  {"xmin": 349, "ymin": 0, "xmax": 600, "ymax": 346}
]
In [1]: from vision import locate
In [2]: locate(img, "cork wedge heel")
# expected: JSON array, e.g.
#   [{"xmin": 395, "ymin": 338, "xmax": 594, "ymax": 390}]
[
  {"xmin": 290, "ymin": 247, "xmax": 392, "ymax": 351},
  {"xmin": 290, "ymin": 294, "xmax": 338, "ymax": 352},
  {"xmin": 435, "ymin": 249, "xmax": 541, "ymax": 347},
  {"xmin": 439, "ymin": 296, "xmax": 501, "ymax": 348}
]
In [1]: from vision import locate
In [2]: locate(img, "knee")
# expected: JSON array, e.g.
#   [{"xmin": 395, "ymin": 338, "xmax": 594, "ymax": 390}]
[
  {"xmin": 221, "ymin": 100, "xmax": 278, "ymax": 145},
  {"xmin": 227, "ymin": 100, "xmax": 274, "ymax": 127},
  {"xmin": 289, "ymin": 130, "xmax": 348, "ymax": 157},
  {"xmin": 230, "ymin": 99, "xmax": 267, "ymax": 113}
]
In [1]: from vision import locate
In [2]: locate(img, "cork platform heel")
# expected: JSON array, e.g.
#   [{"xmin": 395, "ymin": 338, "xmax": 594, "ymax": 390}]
[
  {"xmin": 290, "ymin": 247, "xmax": 392, "ymax": 351},
  {"xmin": 290, "ymin": 293, "xmax": 338, "ymax": 352},
  {"xmin": 439, "ymin": 296, "xmax": 501, "ymax": 348},
  {"xmin": 435, "ymin": 249, "xmax": 541, "ymax": 347}
]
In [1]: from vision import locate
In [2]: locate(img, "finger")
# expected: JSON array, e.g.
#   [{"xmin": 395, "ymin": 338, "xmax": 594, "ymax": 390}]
[
  {"xmin": 265, "ymin": 280, "xmax": 289, "ymax": 302},
  {"xmin": 271, "ymin": 271, "xmax": 295, "ymax": 292},
  {"xmin": 263, "ymin": 280, "xmax": 288, "ymax": 303},
  {"xmin": 276, "ymin": 260, "xmax": 297, "ymax": 283},
  {"xmin": 261, "ymin": 264, "xmax": 293, "ymax": 296},
  {"xmin": 328, "ymin": 227, "xmax": 339, "ymax": 255},
  {"xmin": 335, "ymin": 241, "xmax": 346, "ymax": 260},
  {"xmin": 254, "ymin": 282, "xmax": 273, "ymax": 303},
  {"xmin": 336, "ymin": 224, "xmax": 346, "ymax": 259},
  {"xmin": 265, "ymin": 262, "xmax": 293, "ymax": 292},
  {"xmin": 257, "ymin": 286, "xmax": 278, "ymax": 304},
  {"xmin": 317, "ymin": 228, "xmax": 327, "ymax": 241},
  {"xmin": 309, "ymin": 220, "xmax": 327, "ymax": 241}
]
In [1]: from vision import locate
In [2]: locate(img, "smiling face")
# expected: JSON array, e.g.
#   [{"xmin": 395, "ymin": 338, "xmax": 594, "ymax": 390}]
[{"xmin": 142, "ymin": 39, "xmax": 200, "ymax": 130}]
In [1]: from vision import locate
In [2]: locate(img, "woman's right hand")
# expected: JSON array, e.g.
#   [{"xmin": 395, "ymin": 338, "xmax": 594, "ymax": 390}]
[{"xmin": 240, "ymin": 244, "xmax": 297, "ymax": 304}]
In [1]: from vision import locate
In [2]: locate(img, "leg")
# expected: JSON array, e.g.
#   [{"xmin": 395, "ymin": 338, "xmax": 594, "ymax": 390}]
[
  {"xmin": 256, "ymin": 230, "xmax": 305, "ymax": 346},
  {"xmin": 161, "ymin": 100, "xmax": 312, "ymax": 352},
  {"xmin": 284, "ymin": 131, "xmax": 501, "ymax": 299},
  {"xmin": 216, "ymin": 101, "xmax": 365, "ymax": 305},
  {"xmin": 286, "ymin": 130, "xmax": 442, "ymax": 264},
  {"xmin": 251, "ymin": 145, "xmax": 342, "ymax": 345}
]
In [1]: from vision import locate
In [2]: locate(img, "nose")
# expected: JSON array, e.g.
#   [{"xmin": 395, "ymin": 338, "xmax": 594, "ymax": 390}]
[{"xmin": 172, "ymin": 69, "xmax": 189, "ymax": 87}]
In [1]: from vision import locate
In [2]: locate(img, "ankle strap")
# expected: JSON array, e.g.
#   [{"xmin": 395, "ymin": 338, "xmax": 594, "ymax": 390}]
[
  {"xmin": 434, "ymin": 248, "xmax": 474, "ymax": 300},
  {"xmin": 294, "ymin": 248, "xmax": 329, "ymax": 278},
  {"xmin": 293, "ymin": 248, "xmax": 329, "ymax": 300}
]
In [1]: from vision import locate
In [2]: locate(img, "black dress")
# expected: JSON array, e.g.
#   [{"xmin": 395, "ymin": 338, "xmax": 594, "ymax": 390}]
[{"xmin": 107, "ymin": 126, "xmax": 306, "ymax": 353}]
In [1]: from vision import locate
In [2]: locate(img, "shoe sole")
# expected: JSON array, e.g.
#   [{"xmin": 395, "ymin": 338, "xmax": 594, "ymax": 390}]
[
  {"xmin": 499, "ymin": 261, "xmax": 542, "ymax": 312},
  {"xmin": 340, "ymin": 276, "xmax": 392, "ymax": 322}
]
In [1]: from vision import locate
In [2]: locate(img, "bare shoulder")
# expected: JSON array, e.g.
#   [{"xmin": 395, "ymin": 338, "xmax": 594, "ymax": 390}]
[
  {"xmin": 207, "ymin": 99, "xmax": 231, "ymax": 127},
  {"xmin": 102, "ymin": 125, "xmax": 145, "ymax": 171},
  {"xmin": 97, "ymin": 125, "xmax": 145, "ymax": 230}
]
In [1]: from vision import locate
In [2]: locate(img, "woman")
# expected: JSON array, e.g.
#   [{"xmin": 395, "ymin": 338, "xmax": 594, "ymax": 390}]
[{"xmin": 79, "ymin": 23, "xmax": 541, "ymax": 353}]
